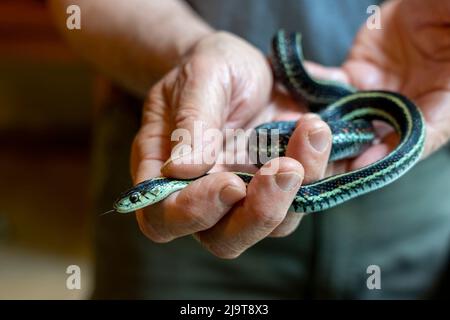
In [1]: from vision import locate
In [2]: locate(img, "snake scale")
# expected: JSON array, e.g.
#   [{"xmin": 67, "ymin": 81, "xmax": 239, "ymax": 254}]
[{"xmin": 112, "ymin": 30, "xmax": 425, "ymax": 215}]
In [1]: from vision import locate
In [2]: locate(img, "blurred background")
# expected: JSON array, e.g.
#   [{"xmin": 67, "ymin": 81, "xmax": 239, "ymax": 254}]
[
  {"xmin": 0, "ymin": 0, "xmax": 94, "ymax": 299},
  {"xmin": 1, "ymin": 0, "xmax": 448, "ymax": 300}
]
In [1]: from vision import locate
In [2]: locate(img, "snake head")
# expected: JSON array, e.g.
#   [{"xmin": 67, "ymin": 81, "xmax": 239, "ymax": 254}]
[{"xmin": 113, "ymin": 178, "xmax": 189, "ymax": 213}]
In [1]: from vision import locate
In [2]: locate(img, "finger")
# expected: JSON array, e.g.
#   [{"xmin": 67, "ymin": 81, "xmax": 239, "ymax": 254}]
[
  {"xmin": 131, "ymin": 80, "xmax": 172, "ymax": 183},
  {"xmin": 350, "ymin": 143, "xmax": 391, "ymax": 171},
  {"xmin": 350, "ymin": 130, "xmax": 400, "ymax": 170},
  {"xmin": 161, "ymin": 56, "xmax": 230, "ymax": 179},
  {"xmin": 269, "ymin": 114, "xmax": 332, "ymax": 237},
  {"xmin": 343, "ymin": 61, "xmax": 392, "ymax": 90},
  {"xmin": 267, "ymin": 211, "xmax": 304, "ymax": 238},
  {"xmin": 305, "ymin": 61, "xmax": 351, "ymax": 84},
  {"xmin": 132, "ymin": 134, "xmax": 169, "ymax": 183},
  {"xmin": 415, "ymin": 91, "xmax": 450, "ymax": 157},
  {"xmin": 136, "ymin": 172, "xmax": 246, "ymax": 243},
  {"xmin": 195, "ymin": 157, "xmax": 304, "ymax": 259},
  {"xmin": 286, "ymin": 114, "xmax": 332, "ymax": 183}
]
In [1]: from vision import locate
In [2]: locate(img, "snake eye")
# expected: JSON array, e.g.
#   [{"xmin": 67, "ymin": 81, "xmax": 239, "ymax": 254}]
[{"xmin": 129, "ymin": 192, "xmax": 140, "ymax": 204}]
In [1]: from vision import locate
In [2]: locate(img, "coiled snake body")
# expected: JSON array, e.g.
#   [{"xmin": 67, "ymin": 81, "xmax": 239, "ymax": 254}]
[{"xmin": 112, "ymin": 30, "xmax": 425, "ymax": 214}]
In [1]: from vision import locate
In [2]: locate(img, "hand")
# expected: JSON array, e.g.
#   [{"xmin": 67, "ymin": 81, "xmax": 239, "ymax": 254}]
[
  {"xmin": 313, "ymin": 0, "xmax": 450, "ymax": 172},
  {"xmin": 131, "ymin": 31, "xmax": 332, "ymax": 258}
]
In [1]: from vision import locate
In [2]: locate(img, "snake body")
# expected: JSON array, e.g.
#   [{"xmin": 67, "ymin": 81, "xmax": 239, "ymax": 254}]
[{"xmin": 113, "ymin": 30, "xmax": 425, "ymax": 214}]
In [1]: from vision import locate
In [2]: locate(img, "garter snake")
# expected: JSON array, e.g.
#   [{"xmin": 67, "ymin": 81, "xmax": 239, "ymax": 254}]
[{"xmin": 112, "ymin": 30, "xmax": 425, "ymax": 214}]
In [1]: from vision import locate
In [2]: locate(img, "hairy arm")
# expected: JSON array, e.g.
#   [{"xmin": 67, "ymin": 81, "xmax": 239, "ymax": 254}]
[{"xmin": 49, "ymin": 0, "xmax": 213, "ymax": 96}]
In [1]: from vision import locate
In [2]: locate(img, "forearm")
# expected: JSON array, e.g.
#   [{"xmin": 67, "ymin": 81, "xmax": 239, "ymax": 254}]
[{"xmin": 49, "ymin": 0, "xmax": 213, "ymax": 96}]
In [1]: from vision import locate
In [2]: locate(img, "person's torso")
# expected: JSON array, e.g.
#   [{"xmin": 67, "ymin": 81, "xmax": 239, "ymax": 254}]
[{"xmin": 186, "ymin": 0, "xmax": 382, "ymax": 65}]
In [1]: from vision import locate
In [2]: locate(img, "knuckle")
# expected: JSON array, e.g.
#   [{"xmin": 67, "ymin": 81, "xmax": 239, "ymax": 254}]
[
  {"xmin": 252, "ymin": 206, "xmax": 285, "ymax": 229},
  {"xmin": 207, "ymin": 243, "xmax": 241, "ymax": 260},
  {"xmin": 147, "ymin": 82, "xmax": 161, "ymax": 100},
  {"xmin": 222, "ymin": 172, "xmax": 246, "ymax": 187},
  {"xmin": 270, "ymin": 212, "xmax": 303, "ymax": 238},
  {"xmin": 178, "ymin": 55, "xmax": 212, "ymax": 91},
  {"xmin": 270, "ymin": 226, "xmax": 295, "ymax": 238},
  {"xmin": 138, "ymin": 220, "xmax": 172, "ymax": 244},
  {"xmin": 174, "ymin": 106, "xmax": 203, "ymax": 128},
  {"xmin": 197, "ymin": 233, "xmax": 242, "ymax": 259},
  {"xmin": 145, "ymin": 82, "xmax": 165, "ymax": 109},
  {"xmin": 132, "ymin": 134, "xmax": 156, "ymax": 161},
  {"xmin": 133, "ymin": 130, "xmax": 147, "ymax": 149},
  {"xmin": 174, "ymin": 195, "xmax": 213, "ymax": 230},
  {"xmin": 211, "ymin": 250, "xmax": 241, "ymax": 260},
  {"xmin": 182, "ymin": 55, "xmax": 206, "ymax": 78}
]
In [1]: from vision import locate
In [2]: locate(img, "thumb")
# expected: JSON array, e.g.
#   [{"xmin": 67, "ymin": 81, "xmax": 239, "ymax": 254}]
[{"xmin": 161, "ymin": 56, "xmax": 230, "ymax": 179}]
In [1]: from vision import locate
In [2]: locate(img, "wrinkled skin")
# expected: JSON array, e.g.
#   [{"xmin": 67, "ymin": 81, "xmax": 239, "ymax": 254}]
[
  {"xmin": 342, "ymin": 0, "xmax": 450, "ymax": 167},
  {"xmin": 131, "ymin": 0, "xmax": 450, "ymax": 258}
]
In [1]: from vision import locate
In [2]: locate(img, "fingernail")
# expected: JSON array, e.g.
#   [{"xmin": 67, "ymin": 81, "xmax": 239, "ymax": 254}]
[
  {"xmin": 308, "ymin": 126, "xmax": 330, "ymax": 153},
  {"xmin": 275, "ymin": 172, "xmax": 302, "ymax": 192},
  {"xmin": 219, "ymin": 185, "xmax": 246, "ymax": 206}
]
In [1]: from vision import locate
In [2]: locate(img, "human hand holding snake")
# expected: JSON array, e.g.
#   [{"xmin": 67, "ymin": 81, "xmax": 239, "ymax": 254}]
[
  {"xmin": 127, "ymin": 31, "xmax": 333, "ymax": 258},
  {"xmin": 340, "ymin": 0, "xmax": 450, "ymax": 162},
  {"xmin": 115, "ymin": 0, "xmax": 449, "ymax": 258}
]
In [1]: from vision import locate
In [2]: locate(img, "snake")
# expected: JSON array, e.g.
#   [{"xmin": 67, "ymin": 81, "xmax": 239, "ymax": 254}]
[{"xmin": 111, "ymin": 30, "xmax": 425, "ymax": 215}]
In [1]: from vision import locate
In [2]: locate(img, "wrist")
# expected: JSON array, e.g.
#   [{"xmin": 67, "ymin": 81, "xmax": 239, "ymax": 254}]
[{"xmin": 174, "ymin": 25, "xmax": 215, "ymax": 62}]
